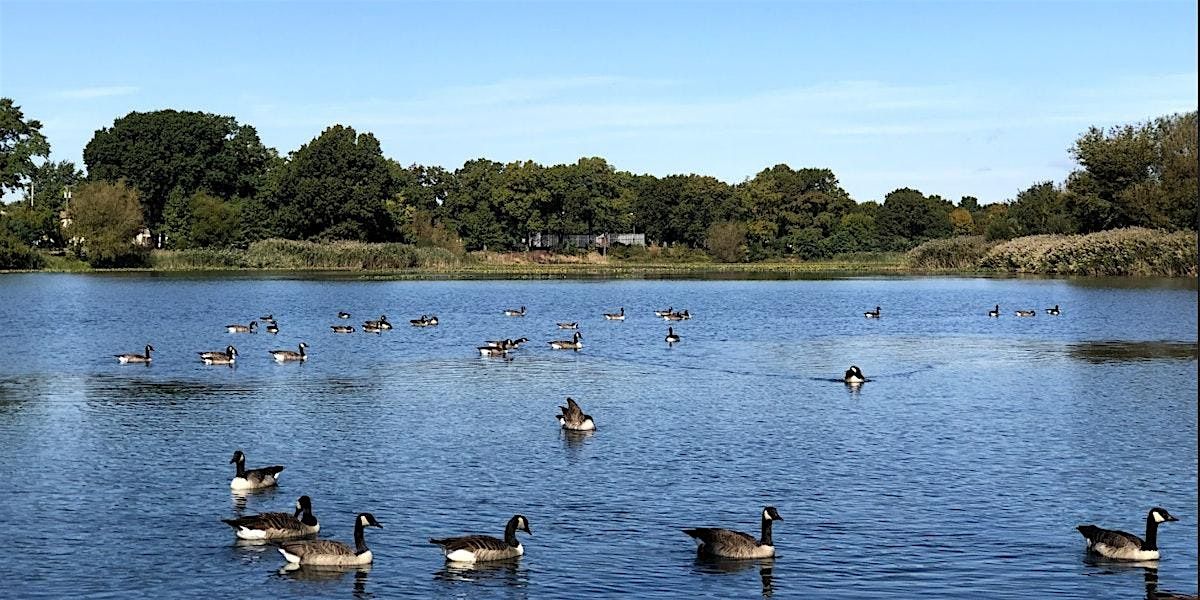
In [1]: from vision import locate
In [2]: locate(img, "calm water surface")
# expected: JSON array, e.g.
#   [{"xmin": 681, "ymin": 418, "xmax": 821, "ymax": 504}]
[{"xmin": 0, "ymin": 274, "xmax": 1195, "ymax": 599}]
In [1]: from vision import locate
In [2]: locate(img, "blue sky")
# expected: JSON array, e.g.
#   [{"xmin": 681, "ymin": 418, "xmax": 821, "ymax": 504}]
[{"xmin": 1, "ymin": 0, "xmax": 1196, "ymax": 203}]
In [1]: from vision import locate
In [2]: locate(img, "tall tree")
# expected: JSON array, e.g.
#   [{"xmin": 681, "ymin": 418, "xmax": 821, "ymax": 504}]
[
  {"xmin": 271, "ymin": 125, "xmax": 397, "ymax": 241},
  {"xmin": 877, "ymin": 187, "xmax": 953, "ymax": 249},
  {"xmin": 66, "ymin": 180, "xmax": 147, "ymax": 266},
  {"xmin": 0, "ymin": 98, "xmax": 50, "ymax": 196},
  {"xmin": 83, "ymin": 109, "xmax": 273, "ymax": 227}
]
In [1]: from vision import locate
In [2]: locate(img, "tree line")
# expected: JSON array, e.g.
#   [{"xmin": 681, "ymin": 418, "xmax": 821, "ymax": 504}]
[{"xmin": 1, "ymin": 97, "xmax": 1195, "ymax": 267}]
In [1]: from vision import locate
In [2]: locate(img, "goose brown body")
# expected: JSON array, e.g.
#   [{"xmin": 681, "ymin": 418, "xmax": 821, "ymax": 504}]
[
  {"xmin": 684, "ymin": 507, "xmax": 782, "ymax": 560},
  {"xmin": 430, "ymin": 515, "xmax": 531, "ymax": 563},
  {"xmin": 222, "ymin": 495, "xmax": 319, "ymax": 540},
  {"xmin": 279, "ymin": 513, "xmax": 382, "ymax": 566},
  {"xmin": 229, "ymin": 450, "xmax": 285, "ymax": 490}
]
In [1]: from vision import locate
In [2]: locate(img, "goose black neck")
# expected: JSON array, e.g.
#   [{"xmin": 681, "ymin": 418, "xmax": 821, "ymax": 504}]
[
  {"xmin": 760, "ymin": 515, "xmax": 774, "ymax": 546},
  {"xmin": 1144, "ymin": 513, "xmax": 1160, "ymax": 550},
  {"xmin": 300, "ymin": 506, "xmax": 317, "ymax": 526},
  {"xmin": 504, "ymin": 518, "xmax": 520, "ymax": 547},
  {"xmin": 354, "ymin": 519, "xmax": 370, "ymax": 554},
  {"xmin": 234, "ymin": 458, "xmax": 246, "ymax": 478}
]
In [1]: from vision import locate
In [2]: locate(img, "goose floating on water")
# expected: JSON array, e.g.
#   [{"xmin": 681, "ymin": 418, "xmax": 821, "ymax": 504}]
[
  {"xmin": 331, "ymin": 325, "xmax": 355, "ymax": 333},
  {"xmin": 265, "ymin": 322, "xmax": 280, "ymax": 334},
  {"xmin": 844, "ymin": 365, "xmax": 866, "ymax": 384},
  {"xmin": 410, "ymin": 315, "xmax": 439, "ymax": 327},
  {"xmin": 1015, "ymin": 310, "xmax": 1036, "ymax": 317},
  {"xmin": 556, "ymin": 322, "xmax": 578, "ymax": 330},
  {"xmin": 430, "ymin": 515, "xmax": 531, "ymax": 563},
  {"xmin": 199, "ymin": 345, "xmax": 237, "ymax": 365},
  {"xmin": 223, "ymin": 495, "xmax": 319, "ymax": 540},
  {"xmin": 988, "ymin": 305, "xmax": 1000, "ymax": 318},
  {"xmin": 279, "ymin": 513, "xmax": 382, "ymax": 567},
  {"xmin": 549, "ymin": 331, "xmax": 583, "ymax": 350},
  {"xmin": 654, "ymin": 307, "xmax": 674, "ymax": 317},
  {"xmin": 864, "ymin": 306, "xmax": 881, "ymax": 319},
  {"xmin": 1046, "ymin": 304, "xmax": 1061, "ymax": 316},
  {"xmin": 557, "ymin": 397, "xmax": 596, "ymax": 431},
  {"xmin": 270, "ymin": 342, "xmax": 308, "ymax": 363},
  {"xmin": 1077, "ymin": 507, "xmax": 1178, "ymax": 561},
  {"xmin": 229, "ymin": 449, "xmax": 284, "ymax": 490},
  {"xmin": 115, "ymin": 344, "xmax": 154, "ymax": 364},
  {"xmin": 362, "ymin": 316, "xmax": 392, "ymax": 332},
  {"xmin": 665, "ymin": 327, "xmax": 680, "ymax": 345},
  {"xmin": 503, "ymin": 306, "xmax": 527, "ymax": 317},
  {"xmin": 603, "ymin": 307, "xmax": 626, "ymax": 321},
  {"xmin": 665, "ymin": 310, "xmax": 691, "ymax": 321},
  {"xmin": 227, "ymin": 321, "xmax": 257, "ymax": 333},
  {"xmin": 338, "ymin": 312, "xmax": 351, "ymax": 319},
  {"xmin": 684, "ymin": 506, "xmax": 783, "ymax": 560}
]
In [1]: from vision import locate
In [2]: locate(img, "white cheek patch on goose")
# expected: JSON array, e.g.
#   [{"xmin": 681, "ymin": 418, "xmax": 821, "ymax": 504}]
[{"xmin": 1153, "ymin": 512, "xmax": 1166, "ymax": 523}]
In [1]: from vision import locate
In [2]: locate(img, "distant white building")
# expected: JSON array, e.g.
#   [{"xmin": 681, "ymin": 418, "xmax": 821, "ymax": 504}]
[{"xmin": 529, "ymin": 232, "xmax": 645, "ymax": 249}]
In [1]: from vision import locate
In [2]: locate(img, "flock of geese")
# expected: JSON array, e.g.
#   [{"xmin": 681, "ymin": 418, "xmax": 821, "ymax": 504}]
[{"xmin": 115, "ymin": 301, "xmax": 1184, "ymax": 580}]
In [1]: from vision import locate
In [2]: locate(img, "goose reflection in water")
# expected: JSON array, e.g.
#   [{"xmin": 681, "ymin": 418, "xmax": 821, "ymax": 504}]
[
  {"xmin": 434, "ymin": 558, "xmax": 527, "ymax": 594},
  {"xmin": 1083, "ymin": 560, "xmax": 1197, "ymax": 600},
  {"xmin": 561, "ymin": 428, "xmax": 595, "ymax": 452},
  {"xmin": 279, "ymin": 563, "xmax": 372, "ymax": 598},
  {"xmin": 230, "ymin": 486, "xmax": 279, "ymax": 512},
  {"xmin": 693, "ymin": 557, "xmax": 775, "ymax": 598},
  {"xmin": 1143, "ymin": 567, "xmax": 1197, "ymax": 600}
]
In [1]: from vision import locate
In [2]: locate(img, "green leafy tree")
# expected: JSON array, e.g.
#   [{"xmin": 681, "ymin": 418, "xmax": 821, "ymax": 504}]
[
  {"xmin": 1009, "ymin": 181, "xmax": 1075, "ymax": 235},
  {"xmin": 271, "ymin": 125, "xmax": 397, "ymax": 241},
  {"xmin": 877, "ymin": 188, "xmax": 953, "ymax": 249},
  {"xmin": 187, "ymin": 192, "xmax": 243, "ymax": 248},
  {"xmin": 83, "ymin": 109, "xmax": 273, "ymax": 227},
  {"xmin": 0, "ymin": 98, "xmax": 50, "ymax": 196},
  {"xmin": 442, "ymin": 159, "xmax": 506, "ymax": 250},
  {"xmin": 706, "ymin": 220, "xmax": 747, "ymax": 262},
  {"xmin": 66, "ymin": 181, "xmax": 147, "ymax": 266}
]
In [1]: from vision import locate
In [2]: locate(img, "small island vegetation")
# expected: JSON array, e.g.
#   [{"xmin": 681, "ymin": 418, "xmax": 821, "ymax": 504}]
[{"xmin": 1, "ymin": 98, "xmax": 1195, "ymax": 276}]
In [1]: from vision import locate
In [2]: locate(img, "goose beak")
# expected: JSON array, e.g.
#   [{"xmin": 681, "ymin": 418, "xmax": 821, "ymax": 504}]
[{"xmin": 1166, "ymin": 515, "xmax": 1179, "ymax": 522}]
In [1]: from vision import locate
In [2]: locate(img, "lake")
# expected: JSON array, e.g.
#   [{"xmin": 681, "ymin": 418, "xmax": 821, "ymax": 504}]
[{"xmin": 0, "ymin": 273, "xmax": 1195, "ymax": 599}]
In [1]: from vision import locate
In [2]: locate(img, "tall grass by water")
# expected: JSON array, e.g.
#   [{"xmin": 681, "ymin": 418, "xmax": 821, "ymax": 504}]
[
  {"xmin": 906, "ymin": 236, "xmax": 992, "ymax": 270},
  {"xmin": 980, "ymin": 228, "xmax": 1198, "ymax": 276},
  {"xmin": 151, "ymin": 239, "xmax": 463, "ymax": 270}
]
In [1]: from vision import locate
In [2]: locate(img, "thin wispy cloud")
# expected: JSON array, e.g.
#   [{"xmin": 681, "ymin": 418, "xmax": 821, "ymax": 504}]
[{"xmin": 52, "ymin": 86, "xmax": 139, "ymax": 100}]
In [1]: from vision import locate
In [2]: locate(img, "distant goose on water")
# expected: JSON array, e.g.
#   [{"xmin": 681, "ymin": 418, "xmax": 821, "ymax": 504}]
[
  {"xmin": 1046, "ymin": 304, "xmax": 1061, "ymax": 316},
  {"xmin": 229, "ymin": 449, "xmax": 284, "ymax": 490},
  {"xmin": 115, "ymin": 344, "xmax": 154, "ymax": 364},
  {"xmin": 1015, "ymin": 310, "xmax": 1036, "ymax": 317},
  {"xmin": 864, "ymin": 306, "xmax": 881, "ymax": 319},
  {"xmin": 604, "ymin": 307, "xmax": 626, "ymax": 321},
  {"xmin": 549, "ymin": 331, "xmax": 583, "ymax": 351},
  {"xmin": 684, "ymin": 506, "xmax": 783, "ymax": 560},
  {"xmin": 260, "ymin": 314, "xmax": 275, "ymax": 322},
  {"xmin": 270, "ymin": 342, "xmax": 308, "ymax": 363},
  {"xmin": 199, "ymin": 345, "xmax": 237, "ymax": 365},
  {"xmin": 362, "ymin": 315, "xmax": 391, "ymax": 332},
  {"xmin": 410, "ymin": 315, "xmax": 439, "ymax": 327},
  {"xmin": 504, "ymin": 306, "xmax": 527, "ymax": 317},
  {"xmin": 843, "ymin": 365, "xmax": 866, "ymax": 384},
  {"xmin": 665, "ymin": 310, "xmax": 691, "ymax": 321},
  {"xmin": 279, "ymin": 513, "xmax": 382, "ymax": 567},
  {"xmin": 665, "ymin": 327, "xmax": 680, "ymax": 345},
  {"xmin": 331, "ymin": 325, "xmax": 355, "ymax": 333},
  {"xmin": 265, "ymin": 322, "xmax": 280, "ymax": 334},
  {"xmin": 654, "ymin": 307, "xmax": 674, "ymax": 317},
  {"xmin": 227, "ymin": 321, "xmax": 257, "ymax": 333},
  {"xmin": 430, "ymin": 515, "xmax": 532, "ymax": 563},
  {"xmin": 557, "ymin": 322, "xmax": 578, "ymax": 330},
  {"xmin": 222, "ymin": 495, "xmax": 319, "ymax": 540},
  {"xmin": 338, "ymin": 312, "xmax": 351, "ymax": 319},
  {"xmin": 988, "ymin": 305, "xmax": 1000, "ymax": 318},
  {"xmin": 1077, "ymin": 507, "xmax": 1178, "ymax": 561},
  {"xmin": 557, "ymin": 397, "xmax": 596, "ymax": 431}
]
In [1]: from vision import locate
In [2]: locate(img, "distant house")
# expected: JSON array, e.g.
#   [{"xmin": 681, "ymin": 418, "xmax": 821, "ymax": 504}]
[
  {"xmin": 529, "ymin": 232, "xmax": 645, "ymax": 249},
  {"xmin": 134, "ymin": 228, "xmax": 153, "ymax": 247}
]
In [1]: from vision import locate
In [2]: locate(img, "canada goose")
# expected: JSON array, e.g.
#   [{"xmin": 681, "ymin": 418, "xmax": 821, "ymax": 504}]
[
  {"xmin": 549, "ymin": 331, "xmax": 583, "ymax": 350},
  {"xmin": 227, "ymin": 321, "xmax": 258, "ymax": 333},
  {"xmin": 222, "ymin": 495, "xmax": 319, "ymax": 540},
  {"xmin": 508, "ymin": 337, "xmax": 530, "ymax": 349},
  {"xmin": 1077, "ymin": 507, "xmax": 1178, "ymax": 561},
  {"xmin": 115, "ymin": 344, "xmax": 154, "ymax": 364},
  {"xmin": 338, "ymin": 312, "xmax": 351, "ymax": 319},
  {"xmin": 864, "ymin": 306, "xmax": 881, "ymax": 319},
  {"xmin": 279, "ymin": 513, "xmax": 382, "ymax": 567},
  {"xmin": 654, "ymin": 307, "xmax": 674, "ymax": 317},
  {"xmin": 260, "ymin": 314, "xmax": 275, "ymax": 322},
  {"xmin": 1046, "ymin": 304, "xmax": 1061, "ymax": 316},
  {"xmin": 684, "ymin": 506, "xmax": 783, "ymax": 560},
  {"xmin": 665, "ymin": 310, "xmax": 691, "ymax": 321},
  {"xmin": 557, "ymin": 322, "xmax": 578, "ymax": 330},
  {"xmin": 557, "ymin": 397, "xmax": 596, "ymax": 431},
  {"xmin": 430, "ymin": 515, "xmax": 532, "ymax": 563},
  {"xmin": 270, "ymin": 342, "xmax": 308, "ymax": 363},
  {"xmin": 410, "ymin": 315, "xmax": 439, "ymax": 327},
  {"xmin": 199, "ymin": 345, "xmax": 238, "ymax": 365},
  {"xmin": 229, "ymin": 449, "xmax": 285, "ymax": 490},
  {"xmin": 363, "ymin": 315, "xmax": 392, "ymax": 331},
  {"xmin": 844, "ymin": 365, "xmax": 866, "ymax": 384},
  {"xmin": 503, "ymin": 306, "xmax": 526, "ymax": 317},
  {"xmin": 988, "ymin": 304, "xmax": 1000, "ymax": 318},
  {"xmin": 331, "ymin": 325, "xmax": 355, "ymax": 333},
  {"xmin": 665, "ymin": 327, "xmax": 680, "ymax": 345},
  {"xmin": 1015, "ymin": 310, "xmax": 1037, "ymax": 317},
  {"xmin": 266, "ymin": 322, "xmax": 280, "ymax": 334},
  {"xmin": 604, "ymin": 307, "xmax": 626, "ymax": 321}
]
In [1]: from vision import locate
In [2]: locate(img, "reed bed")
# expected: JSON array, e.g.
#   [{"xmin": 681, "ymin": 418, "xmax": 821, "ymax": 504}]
[{"xmin": 980, "ymin": 228, "xmax": 1197, "ymax": 276}]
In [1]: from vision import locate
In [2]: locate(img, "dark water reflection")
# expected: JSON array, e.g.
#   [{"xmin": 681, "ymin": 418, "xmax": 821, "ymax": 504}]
[{"xmin": 0, "ymin": 274, "xmax": 1195, "ymax": 599}]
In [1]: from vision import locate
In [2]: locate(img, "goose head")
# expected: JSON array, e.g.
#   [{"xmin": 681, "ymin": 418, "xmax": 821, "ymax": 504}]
[
  {"xmin": 762, "ymin": 506, "xmax": 783, "ymax": 521},
  {"xmin": 1150, "ymin": 507, "xmax": 1178, "ymax": 523},
  {"xmin": 510, "ymin": 514, "xmax": 532, "ymax": 535},
  {"xmin": 357, "ymin": 513, "xmax": 384, "ymax": 529},
  {"xmin": 226, "ymin": 345, "xmax": 238, "ymax": 357},
  {"xmin": 144, "ymin": 344, "xmax": 155, "ymax": 354},
  {"xmin": 230, "ymin": 450, "xmax": 245, "ymax": 465},
  {"xmin": 294, "ymin": 495, "xmax": 313, "ymax": 517}
]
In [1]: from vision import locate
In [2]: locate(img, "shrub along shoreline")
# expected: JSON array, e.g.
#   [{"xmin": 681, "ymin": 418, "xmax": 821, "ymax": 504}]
[{"xmin": 6, "ymin": 228, "xmax": 1196, "ymax": 278}]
